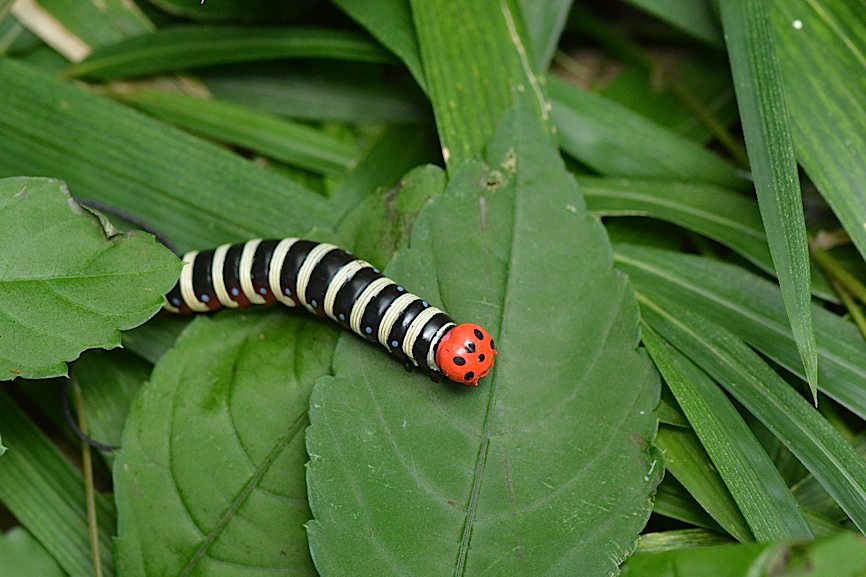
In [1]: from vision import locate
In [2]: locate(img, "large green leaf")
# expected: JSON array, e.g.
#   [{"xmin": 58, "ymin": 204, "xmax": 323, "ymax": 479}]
[
  {"xmin": 114, "ymin": 311, "xmax": 338, "ymax": 577},
  {"xmin": 0, "ymin": 177, "xmax": 179, "ymax": 381},
  {"xmin": 614, "ymin": 245, "xmax": 866, "ymax": 422},
  {"xmin": 772, "ymin": 0, "xmax": 866, "ymax": 264},
  {"xmin": 68, "ymin": 26, "xmax": 392, "ymax": 79},
  {"xmin": 0, "ymin": 527, "xmax": 66, "ymax": 577},
  {"xmin": 0, "ymin": 59, "xmax": 338, "ymax": 253},
  {"xmin": 644, "ymin": 326, "xmax": 813, "ymax": 541},
  {"xmin": 306, "ymin": 105, "xmax": 660, "ymax": 576},
  {"xmin": 0, "ymin": 392, "xmax": 116, "ymax": 577},
  {"xmin": 721, "ymin": 0, "xmax": 817, "ymax": 398}
]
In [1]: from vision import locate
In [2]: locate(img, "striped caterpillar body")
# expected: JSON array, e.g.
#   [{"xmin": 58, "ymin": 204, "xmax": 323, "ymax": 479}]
[{"xmin": 164, "ymin": 239, "xmax": 496, "ymax": 385}]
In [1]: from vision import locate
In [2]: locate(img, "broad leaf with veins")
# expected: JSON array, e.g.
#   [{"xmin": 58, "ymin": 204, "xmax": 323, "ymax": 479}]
[{"xmin": 305, "ymin": 104, "xmax": 660, "ymax": 577}]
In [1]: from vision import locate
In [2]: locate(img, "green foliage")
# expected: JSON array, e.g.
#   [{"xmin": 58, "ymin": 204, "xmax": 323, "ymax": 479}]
[
  {"xmin": 0, "ymin": 177, "xmax": 179, "ymax": 380},
  {"xmin": 306, "ymin": 104, "xmax": 659, "ymax": 576},
  {"xmin": 0, "ymin": 1, "xmax": 864, "ymax": 576}
]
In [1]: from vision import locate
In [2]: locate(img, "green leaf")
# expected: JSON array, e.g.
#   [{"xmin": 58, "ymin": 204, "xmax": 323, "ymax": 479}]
[
  {"xmin": 68, "ymin": 26, "xmax": 393, "ymax": 79},
  {"xmin": 0, "ymin": 177, "xmax": 179, "ymax": 381},
  {"xmin": 771, "ymin": 0, "xmax": 866, "ymax": 264},
  {"xmin": 0, "ymin": 527, "xmax": 66, "ymax": 577},
  {"xmin": 332, "ymin": 0, "xmax": 427, "ymax": 91},
  {"xmin": 0, "ymin": 59, "xmax": 338, "ymax": 252},
  {"xmin": 638, "ymin": 293, "xmax": 866, "ymax": 535},
  {"xmin": 120, "ymin": 90, "xmax": 359, "ymax": 177},
  {"xmin": 644, "ymin": 325, "xmax": 813, "ymax": 540},
  {"xmin": 614, "ymin": 245, "xmax": 866, "ymax": 422},
  {"xmin": 655, "ymin": 425, "xmax": 753, "ymax": 542},
  {"xmin": 721, "ymin": 0, "xmax": 817, "ymax": 398},
  {"xmin": 306, "ymin": 104, "xmax": 660, "ymax": 577},
  {"xmin": 114, "ymin": 311, "xmax": 338, "ymax": 577},
  {"xmin": 623, "ymin": 0, "xmax": 723, "ymax": 47},
  {"xmin": 0, "ymin": 392, "xmax": 115, "ymax": 577},
  {"xmin": 549, "ymin": 77, "xmax": 747, "ymax": 189},
  {"xmin": 624, "ymin": 531, "xmax": 866, "ymax": 577},
  {"xmin": 411, "ymin": 0, "xmax": 551, "ymax": 169}
]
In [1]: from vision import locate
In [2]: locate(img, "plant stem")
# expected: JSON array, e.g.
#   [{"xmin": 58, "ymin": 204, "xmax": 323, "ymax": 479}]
[{"xmin": 71, "ymin": 378, "xmax": 103, "ymax": 577}]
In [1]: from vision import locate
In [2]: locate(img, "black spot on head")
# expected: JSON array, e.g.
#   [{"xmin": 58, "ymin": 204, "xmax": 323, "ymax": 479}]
[
  {"xmin": 478, "ymin": 353, "xmax": 485, "ymax": 362},
  {"xmin": 465, "ymin": 341, "xmax": 476, "ymax": 353},
  {"xmin": 490, "ymin": 339, "xmax": 495, "ymax": 350},
  {"xmin": 474, "ymin": 328, "xmax": 484, "ymax": 340},
  {"xmin": 464, "ymin": 371, "xmax": 475, "ymax": 382},
  {"xmin": 453, "ymin": 356, "xmax": 466, "ymax": 366}
]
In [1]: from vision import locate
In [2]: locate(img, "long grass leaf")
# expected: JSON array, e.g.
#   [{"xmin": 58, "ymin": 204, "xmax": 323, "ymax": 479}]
[
  {"xmin": 721, "ymin": 0, "xmax": 817, "ymax": 398},
  {"xmin": 119, "ymin": 90, "xmax": 359, "ymax": 177},
  {"xmin": 68, "ymin": 27, "xmax": 393, "ymax": 79},
  {"xmin": 771, "ymin": 0, "xmax": 866, "ymax": 264},
  {"xmin": 549, "ymin": 77, "xmax": 747, "ymax": 189},
  {"xmin": 0, "ymin": 393, "xmax": 115, "ymax": 577},
  {"xmin": 614, "ymin": 245, "xmax": 866, "ymax": 422},
  {"xmin": 655, "ymin": 425, "xmax": 753, "ymax": 541},
  {"xmin": 639, "ymin": 294, "xmax": 866, "ymax": 535},
  {"xmin": 410, "ymin": 0, "xmax": 550, "ymax": 169},
  {"xmin": 0, "ymin": 59, "xmax": 338, "ymax": 252},
  {"xmin": 644, "ymin": 325, "xmax": 812, "ymax": 540}
]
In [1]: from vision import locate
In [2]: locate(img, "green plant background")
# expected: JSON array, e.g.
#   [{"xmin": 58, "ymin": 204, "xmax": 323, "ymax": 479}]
[{"xmin": 0, "ymin": 0, "xmax": 865, "ymax": 576}]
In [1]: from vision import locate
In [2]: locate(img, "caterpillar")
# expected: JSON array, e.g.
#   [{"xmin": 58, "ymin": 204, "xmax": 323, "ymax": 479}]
[{"xmin": 163, "ymin": 239, "xmax": 496, "ymax": 385}]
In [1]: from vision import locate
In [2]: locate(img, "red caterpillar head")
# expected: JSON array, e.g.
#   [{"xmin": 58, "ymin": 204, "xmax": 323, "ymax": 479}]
[{"xmin": 435, "ymin": 323, "xmax": 497, "ymax": 386}]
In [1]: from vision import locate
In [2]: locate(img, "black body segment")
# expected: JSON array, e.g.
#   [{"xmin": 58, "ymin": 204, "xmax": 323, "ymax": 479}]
[{"xmin": 164, "ymin": 238, "xmax": 455, "ymax": 372}]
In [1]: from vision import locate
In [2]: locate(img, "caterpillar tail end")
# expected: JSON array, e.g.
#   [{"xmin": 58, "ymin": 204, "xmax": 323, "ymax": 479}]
[{"xmin": 435, "ymin": 323, "xmax": 497, "ymax": 386}]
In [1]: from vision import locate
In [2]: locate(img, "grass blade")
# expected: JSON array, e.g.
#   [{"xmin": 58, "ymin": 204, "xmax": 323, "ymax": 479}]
[
  {"xmin": 0, "ymin": 59, "xmax": 338, "ymax": 253},
  {"xmin": 614, "ymin": 245, "xmax": 866, "ymax": 422},
  {"xmin": 0, "ymin": 393, "xmax": 115, "ymax": 577},
  {"xmin": 550, "ymin": 77, "xmax": 747, "ymax": 189},
  {"xmin": 655, "ymin": 425, "xmax": 753, "ymax": 541},
  {"xmin": 644, "ymin": 325, "xmax": 813, "ymax": 540},
  {"xmin": 332, "ymin": 0, "xmax": 426, "ymax": 90},
  {"xmin": 721, "ymin": 0, "xmax": 817, "ymax": 398},
  {"xmin": 68, "ymin": 26, "xmax": 393, "ymax": 79},
  {"xmin": 771, "ymin": 0, "xmax": 866, "ymax": 265},
  {"xmin": 119, "ymin": 89, "xmax": 359, "ymax": 177},
  {"xmin": 640, "ymin": 294, "xmax": 866, "ymax": 535},
  {"xmin": 410, "ymin": 0, "xmax": 550, "ymax": 169}
]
